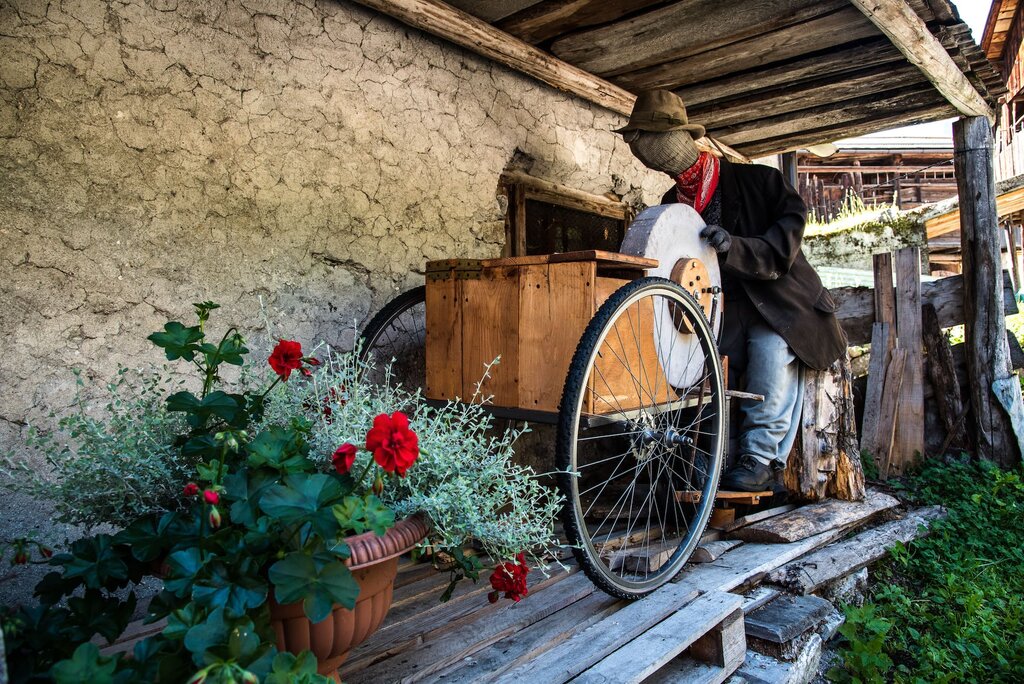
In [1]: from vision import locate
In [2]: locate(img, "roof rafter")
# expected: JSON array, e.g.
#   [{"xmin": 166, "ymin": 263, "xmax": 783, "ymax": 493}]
[{"xmin": 848, "ymin": 0, "xmax": 994, "ymax": 120}]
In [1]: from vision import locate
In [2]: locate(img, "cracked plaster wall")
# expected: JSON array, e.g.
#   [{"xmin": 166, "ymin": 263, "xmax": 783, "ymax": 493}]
[{"xmin": 0, "ymin": 0, "xmax": 666, "ymax": 600}]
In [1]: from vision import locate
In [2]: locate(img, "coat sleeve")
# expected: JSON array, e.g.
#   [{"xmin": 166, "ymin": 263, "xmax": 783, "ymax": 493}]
[{"xmin": 721, "ymin": 168, "xmax": 807, "ymax": 281}]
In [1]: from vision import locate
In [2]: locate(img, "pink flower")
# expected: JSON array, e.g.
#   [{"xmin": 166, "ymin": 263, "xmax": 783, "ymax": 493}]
[
  {"xmin": 203, "ymin": 489, "xmax": 220, "ymax": 505},
  {"xmin": 365, "ymin": 412, "xmax": 419, "ymax": 477}
]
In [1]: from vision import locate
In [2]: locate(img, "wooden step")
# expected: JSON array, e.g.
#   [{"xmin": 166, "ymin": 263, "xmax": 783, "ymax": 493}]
[
  {"xmin": 728, "ymin": 489, "xmax": 899, "ymax": 543},
  {"xmin": 676, "ymin": 490, "xmax": 774, "ymax": 505},
  {"xmin": 573, "ymin": 591, "xmax": 744, "ymax": 684}
]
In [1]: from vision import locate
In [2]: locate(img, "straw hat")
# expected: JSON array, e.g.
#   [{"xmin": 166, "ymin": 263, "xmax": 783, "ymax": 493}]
[{"xmin": 613, "ymin": 90, "xmax": 706, "ymax": 139}]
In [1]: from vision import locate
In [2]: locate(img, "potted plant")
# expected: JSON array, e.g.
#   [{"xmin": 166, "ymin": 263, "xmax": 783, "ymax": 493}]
[{"xmin": 1, "ymin": 302, "xmax": 561, "ymax": 683}]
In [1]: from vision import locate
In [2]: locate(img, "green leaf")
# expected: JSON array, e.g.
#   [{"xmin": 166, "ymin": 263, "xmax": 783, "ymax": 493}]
[
  {"xmin": 225, "ymin": 469, "xmax": 279, "ymax": 527},
  {"xmin": 246, "ymin": 426, "xmax": 311, "ymax": 473},
  {"xmin": 165, "ymin": 548, "xmax": 205, "ymax": 598},
  {"xmin": 268, "ymin": 554, "xmax": 360, "ymax": 622},
  {"xmin": 192, "ymin": 563, "xmax": 268, "ymax": 616},
  {"xmin": 259, "ymin": 473, "xmax": 344, "ymax": 540},
  {"xmin": 266, "ymin": 652, "xmax": 333, "ymax": 684},
  {"xmin": 51, "ymin": 643, "xmax": 118, "ymax": 684},
  {"xmin": 361, "ymin": 495, "xmax": 395, "ymax": 536},
  {"xmin": 227, "ymin": 620, "xmax": 261, "ymax": 662},
  {"xmin": 65, "ymin": 590, "xmax": 137, "ymax": 643},
  {"xmin": 184, "ymin": 607, "xmax": 229, "ymax": 666},
  {"xmin": 164, "ymin": 603, "xmax": 202, "ymax": 641},
  {"xmin": 166, "ymin": 391, "xmax": 243, "ymax": 429},
  {"xmin": 115, "ymin": 516, "xmax": 167, "ymax": 563},
  {"xmin": 334, "ymin": 494, "xmax": 394, "ymax": 537},
  {"xmin": 148, "ymin": 321, "xmax": 203, "ymax": 361},
  {"xmin": 60, "ymin": 535, "xmax": 131, "ymax": 591}
]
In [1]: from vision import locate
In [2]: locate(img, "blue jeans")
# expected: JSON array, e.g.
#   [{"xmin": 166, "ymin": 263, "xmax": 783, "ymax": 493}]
[{"xmin": 720, "ymin": 297, "xmax": 804, "ymax": 465}]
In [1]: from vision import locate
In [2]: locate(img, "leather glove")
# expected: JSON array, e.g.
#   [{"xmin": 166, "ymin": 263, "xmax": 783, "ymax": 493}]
[{"xmin": 700, "ymin": 224, "xmax": 732, "ymax": 253}]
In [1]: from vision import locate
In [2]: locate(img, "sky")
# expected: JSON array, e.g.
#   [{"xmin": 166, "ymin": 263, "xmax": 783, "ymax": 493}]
[{"xmin": 856, "ymin": 0, "xmax": 994, "ymax": 140}]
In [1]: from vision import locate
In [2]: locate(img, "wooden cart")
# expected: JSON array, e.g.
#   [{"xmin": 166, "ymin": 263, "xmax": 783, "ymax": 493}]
[{"xmin": 361, "ymin": 250, "xmax": 728, "ymax": 599}]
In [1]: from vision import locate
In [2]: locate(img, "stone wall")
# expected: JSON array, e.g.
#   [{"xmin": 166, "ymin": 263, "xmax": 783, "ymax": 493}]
[{"xmin": 0, "ymin": 0, "xmax": 667, "ymax": 602}]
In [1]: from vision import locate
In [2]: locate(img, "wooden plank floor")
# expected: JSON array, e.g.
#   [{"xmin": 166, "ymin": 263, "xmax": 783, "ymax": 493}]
[{"xmin": 102, "ymin": 492, "xmax": 902, "ymax": 682}]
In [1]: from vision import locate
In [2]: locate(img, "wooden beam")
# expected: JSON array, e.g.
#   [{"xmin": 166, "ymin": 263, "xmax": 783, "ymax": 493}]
[
  {"xmin": 925, "ymin": 185, "xmax": 1024, "ymax": 238},
  {"xmin": 893, "ymin": 246, "xmax": 925, "ymax": 473},
  {"xmin": 501, "ymin": 170, "xmax": 627, "ymax": 219},
  {"xmin": 609, "ymin": 5, "xmax": 878, "ymax": 91},
  {"xmin": 848, "ymin": 0, "xmax": 994, "ymax": 120},
  {"xmin": 550, "ymin": 0, "xmax": 848, "ymax": 79},
  {"xmin": 709, "ymin": 84, "xmax": 942, "ymax": 146},
  {"xmin": 346, "ymin": 0, "xmax": 747, "ymax": 162},
  {"xmin": 737, "ymin": 103, "xmax": 954, "ymax": 158},
  {"xmin": 674, "ymin": 38, "xmax": 905, "ymax": 108},
  {"xmin": 496, "ymin": 0, "xmax": 666, "ymax": 46},
  {"xmin": 832, "ymin": 270, "xmax": 1019, "ymax": 346},
  {"xmin": 349, "ymin": 0, "xmax": 634, "ymax": 116},
  {"xmin": 954, "ymin": 115, "xmax": 1022, "ymax": 466}
]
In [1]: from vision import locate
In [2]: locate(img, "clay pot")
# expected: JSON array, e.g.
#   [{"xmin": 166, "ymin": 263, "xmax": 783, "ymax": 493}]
[{"xmin": 268, "ymin": 514, "xmax": 430, "ymax": 678}]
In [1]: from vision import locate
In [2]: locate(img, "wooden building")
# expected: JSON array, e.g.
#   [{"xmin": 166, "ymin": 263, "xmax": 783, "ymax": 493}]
[
  {"xmin": 984, "ymin": 0, "xmax": 1024, "ymax": 178},
  {"xmin": 798, "ymin": 133, "xmax": 956, "ymax": 222}
]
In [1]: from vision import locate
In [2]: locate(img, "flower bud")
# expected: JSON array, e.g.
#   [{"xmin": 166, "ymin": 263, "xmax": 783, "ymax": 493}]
[
  {"xmin": 203, "ymin": 489, "xmax": 220, "ymax": 505},
  {"xmin": 186, "ymin": 670, "xmax": 208, "ymax": 684},
  {"xmin": 240, "ymin": 670, "xmax": 258, "ymax": 684},
  {"xmin": 13, "ymin": 551, "xmax": 27, "ymax": 565},
  {"xmin": 208, "ymin": 506, "xmax": 222, "ymax": 529},
  {"xmin": 373, "ymin": 474, "xmax": 384, "ymax": 496},
  {"xmin": 40, "ymin": 547, "xmax": 53, "ymax": 559},
  {"xmin": 183, "ymin": 482, "xmax": 200, "ymax": 497}
]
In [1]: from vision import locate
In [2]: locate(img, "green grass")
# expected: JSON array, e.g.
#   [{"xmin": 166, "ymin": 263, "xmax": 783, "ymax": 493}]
[{"xmin": 829, "ymin": 458, "xmax": 1024, "ymax": 683}]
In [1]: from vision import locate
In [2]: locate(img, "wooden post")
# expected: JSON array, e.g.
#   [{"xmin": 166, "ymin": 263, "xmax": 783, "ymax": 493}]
[
  {"xmin": 921, "ymin": 303, "xmax": 967, "ymax": 453},
  {"xmin": 893, "ymin": 247, "xmax": 924, "ymax": 472},
  {"xmin": 954, "ymin": 116, "xmax": 1022, "ymax": 466}
]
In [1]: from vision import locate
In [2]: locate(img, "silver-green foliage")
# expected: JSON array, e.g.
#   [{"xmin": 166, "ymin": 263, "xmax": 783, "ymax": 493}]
[
  {"xmin": 3, "ymin": 367, "xmax": 193, "ymax": 528},
  {"xmin": 262, "ymin": 350, "xmax": 563, "ymax": 565}
]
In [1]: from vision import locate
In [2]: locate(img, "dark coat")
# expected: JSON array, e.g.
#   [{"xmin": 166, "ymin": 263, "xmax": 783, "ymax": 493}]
[{"xmin": 660, "ymin": 159, "xmax": 847, "ymax": 371}]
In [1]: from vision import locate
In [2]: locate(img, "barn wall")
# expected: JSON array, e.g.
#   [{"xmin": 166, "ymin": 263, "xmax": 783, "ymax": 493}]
[{"xmin": 0, "ymin": 0, "xmax": 666, "ymax": 601}]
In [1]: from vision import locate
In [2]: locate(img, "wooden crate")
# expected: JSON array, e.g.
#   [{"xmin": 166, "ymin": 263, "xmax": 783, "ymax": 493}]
[{"xmin": 425, "ymin": 250, "xmax": 658, "ymax": 413}]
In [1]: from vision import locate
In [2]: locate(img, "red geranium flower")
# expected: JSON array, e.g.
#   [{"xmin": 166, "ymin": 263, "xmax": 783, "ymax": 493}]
[
  {"xmin": 365, "ymin": 412, "xmax": 419, "ymax": 477},
  {"xmin": 332, "ymin": 443, "xmax": 358, "ymax": 475},
  {"xmin": 183, "ymin": 482, "xmax": 200, "ymax": 497},
  {"xmin": 488, "ymin": 552, "xmax": 529, "ymax": 603},
  {"xmin": 268, "ymin": 339, "xmax": 303, "ymax": 381},
  {"xmin": 203, "ymin": 489, "xmax": 220, "ymax": 505}
]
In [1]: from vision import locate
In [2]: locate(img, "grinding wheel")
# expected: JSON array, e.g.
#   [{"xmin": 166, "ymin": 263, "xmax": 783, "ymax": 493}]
[{"xmin": 619, "ymin": 203, "xmax": 722, "ymax": 388}]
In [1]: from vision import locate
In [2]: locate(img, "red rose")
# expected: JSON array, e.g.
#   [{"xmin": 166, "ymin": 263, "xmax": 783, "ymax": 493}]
[
  {"xmin": 332, "ymin": 443, "xmax": 358, "ymax": 475},
  {"xmin": 183, "ymin": 482, "xmax": 199, "ymax": 497},
  {"xmin": 268, "ymin": 339, "xmax": 304, "ymax": 381},
  {"xmin": 365, "ymin": 412, "xmax": 419, "ymax": 477},
  {"xmin": 488, "ymin": 552, "xmax": 529, "ymax": 603},
  {"xmin": 203, "ymin": 489, "xmax": 220, "ymax": 505}
]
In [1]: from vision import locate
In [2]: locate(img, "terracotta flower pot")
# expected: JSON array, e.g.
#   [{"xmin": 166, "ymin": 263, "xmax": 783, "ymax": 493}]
[{"xmin": 268, "ymin": 514, "xmax": 430, "ymax": 678}]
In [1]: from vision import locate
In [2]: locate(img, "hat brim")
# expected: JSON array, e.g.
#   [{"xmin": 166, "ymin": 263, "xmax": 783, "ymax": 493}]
[{"xmin": 613, "ymin": 121, "xmax": 706, "ymax": 139}]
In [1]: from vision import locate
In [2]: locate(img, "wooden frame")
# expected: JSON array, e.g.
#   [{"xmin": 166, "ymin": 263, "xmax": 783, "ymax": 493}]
[{"xmin": 499, "ymin": 171, "xmax": 633, "ymax": 257}]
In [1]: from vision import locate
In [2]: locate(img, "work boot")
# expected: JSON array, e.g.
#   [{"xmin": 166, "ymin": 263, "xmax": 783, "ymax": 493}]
[{"xmin": 720, "ymin": 454, "xmax": 778, "ymax": 492}]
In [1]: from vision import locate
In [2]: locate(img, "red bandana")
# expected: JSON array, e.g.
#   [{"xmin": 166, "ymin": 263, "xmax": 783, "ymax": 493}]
[{"xmin": 675, "ymin": 152, "xmax": 720, "ymax": 215}]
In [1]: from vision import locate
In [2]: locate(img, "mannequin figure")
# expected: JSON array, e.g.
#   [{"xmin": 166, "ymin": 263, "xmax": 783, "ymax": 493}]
[{"xmin": 616, "ymin": 90, "xmax": 847, "ymax": 491}]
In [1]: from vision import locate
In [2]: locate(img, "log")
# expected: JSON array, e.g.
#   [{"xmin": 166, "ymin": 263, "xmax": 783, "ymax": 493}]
[
  {"xmin": 955, "ymin": 115, "xmax": 1022, "ymax": 466},
  {"xmin": 893, "ymin": 247, "xmax": 925, "ymax": 474},
  {"xmin": 691, "ymin": 539, "xmax": 744, "ymax": 563},
  {"xmin": 831, "ymin": 271, "xmax": 1019, "ymax": 347},
  {"xmin": 828, "ymin": 355, "xmax": 866, "ymax": 501},
  {"xmin": 921, "ymin": 303, "xmax": 967, "ymax": 452},
  {"xmin": 729, "ymin": 489, "xmax": 899, "ymax": 544},
  {"xmin": 848, "ymin": 0, "xmax": 994, "ymax": 120},
  {"xmin": 718, "ymin": 504, "xmax": 798, "ymax": 534},
  {"xmin": 783, "ymin": 354, "xmax": 864, "ymax": 502},
  {"xmin": 765, "ymin": 506, "xmax": 946, "ymax": 594}
]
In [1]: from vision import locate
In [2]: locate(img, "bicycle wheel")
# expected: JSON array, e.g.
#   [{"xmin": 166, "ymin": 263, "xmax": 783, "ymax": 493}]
[
  {"xmin": 556, "ymin": 276, "xmax": 725, "ymax": 599},
  {"xmin": 358, "ymin": 286, "xmax": 426, "ymax": 391}
]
